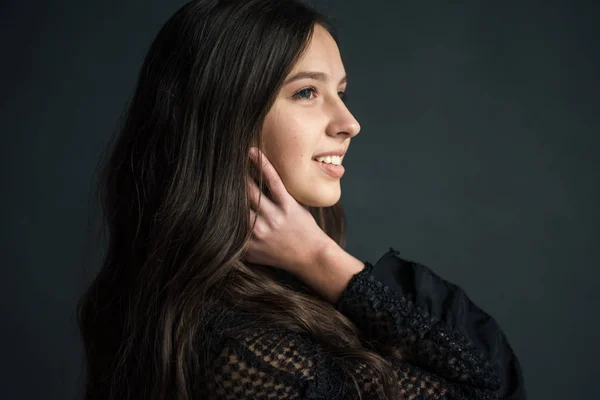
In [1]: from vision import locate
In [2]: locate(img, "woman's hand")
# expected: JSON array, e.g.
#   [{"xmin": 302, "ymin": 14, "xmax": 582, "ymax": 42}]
[
  {"xmin": 243, "ymin": 147, "xmax": 334, "ymax": 275},
  {"xmin": 243, "ymin": 147, "xmax": 367, "ymax": 303}
]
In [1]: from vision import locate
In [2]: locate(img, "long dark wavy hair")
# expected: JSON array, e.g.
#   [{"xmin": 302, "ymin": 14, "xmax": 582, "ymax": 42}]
[{"xmin": 77, "ymin": 0, "xmax": 401, "ymax": 399}]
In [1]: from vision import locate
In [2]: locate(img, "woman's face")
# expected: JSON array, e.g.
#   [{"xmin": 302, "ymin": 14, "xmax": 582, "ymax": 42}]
[{"xmin": 261, "ymin": 24, "xmax": 361, "ymax": 207}]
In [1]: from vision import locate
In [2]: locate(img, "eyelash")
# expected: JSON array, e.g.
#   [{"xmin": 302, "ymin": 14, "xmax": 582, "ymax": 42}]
[{"xmin": 292, "ymin": 87, "xmax": 348, "ymax": 102}]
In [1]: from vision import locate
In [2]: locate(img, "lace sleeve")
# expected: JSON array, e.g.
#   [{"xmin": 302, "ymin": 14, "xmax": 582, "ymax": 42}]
[{"xmin": 334, "ymin": 248, "xmax": 526, "ymax": 399}]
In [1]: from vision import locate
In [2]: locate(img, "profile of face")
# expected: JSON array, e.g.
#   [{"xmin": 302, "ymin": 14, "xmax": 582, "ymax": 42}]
[{"xmin": 261, "ymin": 24, "xmax": 361, "ymax": 207}]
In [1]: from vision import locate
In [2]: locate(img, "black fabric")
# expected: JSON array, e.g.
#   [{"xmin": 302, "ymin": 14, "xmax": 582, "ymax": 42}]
[
  {"xmin": 197, "ymin": 248, "xmax": 526, "ymax": 399},
  {"xmin": 367, "ymin": 248, "xmax": 526, "ymax": 399}
]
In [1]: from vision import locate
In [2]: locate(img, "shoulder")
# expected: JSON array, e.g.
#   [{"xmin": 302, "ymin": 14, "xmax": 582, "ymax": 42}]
[
  {"xmin": 201, "ymin": 301, "xmax": 322, "ymax": 374},
  {"xmin": 198, "ymin": 305, "xmax": 349, "ymax": 399}
]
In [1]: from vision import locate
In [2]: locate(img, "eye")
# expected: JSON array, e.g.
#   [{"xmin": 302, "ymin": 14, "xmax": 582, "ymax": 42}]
[
  {"xmin": 292, "ymin": 87, "xmax": 316, "ymax": 100},
  {"xmin": 292, "ymin": 87, "xmax": 349, "ymax": 102}
]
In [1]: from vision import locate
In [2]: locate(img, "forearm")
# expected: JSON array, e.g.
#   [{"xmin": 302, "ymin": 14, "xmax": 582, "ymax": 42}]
[{"xmin": 293, "ymin": 240, "xmax": 366, "ymax": 304}]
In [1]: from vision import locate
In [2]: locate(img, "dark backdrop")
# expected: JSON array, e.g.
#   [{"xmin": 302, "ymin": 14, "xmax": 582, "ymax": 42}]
[{"xmin": 1, "ymin": 0, "xmax": 598, "ymax": 399}]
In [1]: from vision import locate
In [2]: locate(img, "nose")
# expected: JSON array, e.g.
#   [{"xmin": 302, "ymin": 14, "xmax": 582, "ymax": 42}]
[{"xmin": 325, "ymin": 101, "xmax": 361, "ymax": 138}]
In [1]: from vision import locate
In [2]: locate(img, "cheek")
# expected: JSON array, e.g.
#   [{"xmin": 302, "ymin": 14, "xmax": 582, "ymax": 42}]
[
  {"xmin": 267, "ymin": 144, "xmax": 315, "ymax": 190},
  {"xmin": 272, "ymin": 144, "xmax": 312, "ymax": 178},
  {"xmin": 265, "ymin": 128, "xmax": 311, "ymax": 163},
  {"xmin": 262, "ymin": 109, "xmax": 319, "ymax": 175}
]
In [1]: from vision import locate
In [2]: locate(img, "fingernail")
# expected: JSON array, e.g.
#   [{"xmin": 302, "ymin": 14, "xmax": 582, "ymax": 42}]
[{"xmin": 249, "ymin": 147, "xmax": 257, "ymax": 157}]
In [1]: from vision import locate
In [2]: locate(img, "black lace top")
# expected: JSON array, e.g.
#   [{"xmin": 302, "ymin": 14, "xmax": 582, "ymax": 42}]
[{"xmin": 197, "ymin": 248, "xmax": 526, "ymax": 399}]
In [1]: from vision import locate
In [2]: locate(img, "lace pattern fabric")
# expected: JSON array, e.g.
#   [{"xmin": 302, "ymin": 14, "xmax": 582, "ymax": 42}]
[
  {"xmin": 198, "ymin": 249, "xmax": 524, "ymax": 399},
  {"xmin": 336, "ymin": 261, "xmax": 500, "ymax": 392},
  {"xmin": 200, "ymin": 328, "xmax": 463, "ymax": 399}
]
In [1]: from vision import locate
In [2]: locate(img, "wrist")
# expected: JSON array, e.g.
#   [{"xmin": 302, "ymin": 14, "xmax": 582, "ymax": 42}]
[{"xmin": 296, "ymin": 239, "xmax": 366, "ymax": 304}]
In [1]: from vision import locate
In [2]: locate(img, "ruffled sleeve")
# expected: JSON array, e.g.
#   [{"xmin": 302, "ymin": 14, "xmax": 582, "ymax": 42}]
[{"xmin": 334, "ymin": 247, "xmax": 526, "ymax": 399}]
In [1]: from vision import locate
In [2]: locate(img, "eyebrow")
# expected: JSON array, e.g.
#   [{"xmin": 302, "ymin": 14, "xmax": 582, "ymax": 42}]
[{"xmin": 283, "ymin": 71, "xmax": 347, "ymax": 86}]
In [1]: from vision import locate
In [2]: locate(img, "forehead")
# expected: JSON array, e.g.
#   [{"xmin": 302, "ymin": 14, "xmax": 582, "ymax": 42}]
[{"xmin": 289, "ymin": 24, "xmax": 345, "ymax": 77}]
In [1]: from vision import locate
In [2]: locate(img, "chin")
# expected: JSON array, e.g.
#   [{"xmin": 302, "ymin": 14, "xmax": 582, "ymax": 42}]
[{"xmin": 294, "ymin": 187, "xmax": 341, "ymax": 208}]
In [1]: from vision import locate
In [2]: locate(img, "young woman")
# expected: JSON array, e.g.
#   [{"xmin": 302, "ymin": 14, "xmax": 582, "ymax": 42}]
[{"xmin": 77, "ymin": 0, "xmax": 526, "ymax": 399}]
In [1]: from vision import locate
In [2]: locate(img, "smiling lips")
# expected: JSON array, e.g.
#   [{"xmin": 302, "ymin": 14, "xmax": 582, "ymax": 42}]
[
  {"xmin": 311, "ymin": 148, "xmax": 347, "ymax": 178},
  {"xmin": 312, "ymin": 156, "xmax": 345, "ymax": 178},
  {"xmin": 312, "ymin": 148, "xmax": 347, "ymax": 159}
]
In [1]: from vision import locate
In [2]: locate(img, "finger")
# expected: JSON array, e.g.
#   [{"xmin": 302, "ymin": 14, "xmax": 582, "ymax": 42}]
[
  {"xmin": 248, "ymin": 208, "xmax": 266, "ymax": 241},
  {"xmin": 249, "ymin": 208, "xmax": 258, "ymax": 228},
  {"xmin": 249, "ymin": 147, "xmax": 289, "ymax": 205},
  {"xmin": 247, "ymin": 175, "xmax": 275, "ymax": 213}
]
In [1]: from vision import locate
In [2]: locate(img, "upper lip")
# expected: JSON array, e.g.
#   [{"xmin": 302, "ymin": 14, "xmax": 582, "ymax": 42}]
[{"xmin": 312, "ymin": 148, "xmax": 348, "ymax": 159}]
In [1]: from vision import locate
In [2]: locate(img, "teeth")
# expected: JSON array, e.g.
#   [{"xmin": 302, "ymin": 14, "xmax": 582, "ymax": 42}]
[{"xmin": 314, "ymin": 155, "xmax": 342, "ymax": 165}]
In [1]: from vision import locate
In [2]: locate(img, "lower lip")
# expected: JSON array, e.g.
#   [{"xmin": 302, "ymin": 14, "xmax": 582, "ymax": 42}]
[{"xmin": 312, "ymin": 160, "xmax": 345, "ymax": 178}]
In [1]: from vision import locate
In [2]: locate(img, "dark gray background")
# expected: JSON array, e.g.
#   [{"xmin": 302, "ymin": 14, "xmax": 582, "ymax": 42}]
[{"xmin": 1, "ymin": 0, "xmax": 598, "ymax": 399}]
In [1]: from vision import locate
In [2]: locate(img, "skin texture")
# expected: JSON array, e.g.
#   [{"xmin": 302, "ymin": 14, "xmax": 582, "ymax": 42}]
[{"xmin": 260, "ymin": 24, "xmax": 361, "ymax": 207}]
